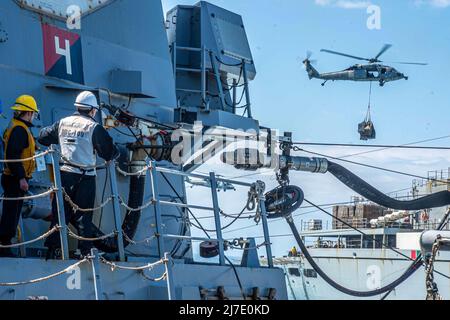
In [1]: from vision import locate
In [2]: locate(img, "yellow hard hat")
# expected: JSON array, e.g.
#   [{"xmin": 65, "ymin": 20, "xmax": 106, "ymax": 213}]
[{"xmin": 11, "ymin": 95, "xmax": 39, "ymax": 113}]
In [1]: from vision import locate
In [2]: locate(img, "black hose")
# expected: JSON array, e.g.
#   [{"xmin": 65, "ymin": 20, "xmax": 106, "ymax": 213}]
[
  {"xmin": 265, "ymin": 185, "xmax": 304, "ymax": 219},
  {"xmin": 92, "ymin": 175, "xmax": 146, "ymax": 253},
  {"xmin": 286, "ymin": 216, "xmax": 422, "ymax": 297},
  {"xmin": 327, "ymin": 161, "xmax": 450, "ymax": 210}
]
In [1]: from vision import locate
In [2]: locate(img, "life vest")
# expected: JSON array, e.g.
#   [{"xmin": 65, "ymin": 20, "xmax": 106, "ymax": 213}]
[
  {"xmin": 3, "ymin": 118, "xmax": 36, "ymax": 178},
  {"xmin": 58, "ymin": 114, "xmax": 98, "ymax": 176}
]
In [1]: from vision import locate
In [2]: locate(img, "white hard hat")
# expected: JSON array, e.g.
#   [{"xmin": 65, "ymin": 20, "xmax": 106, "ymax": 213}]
[{"xmin": 74, "ymin": 91, "xmax": 99, "ymax": 111}]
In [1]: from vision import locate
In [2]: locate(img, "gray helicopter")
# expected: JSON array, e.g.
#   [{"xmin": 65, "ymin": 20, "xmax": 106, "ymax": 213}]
[{"xmin": 303, "ymin": 44, "xmax": 427, "ymax": 86}]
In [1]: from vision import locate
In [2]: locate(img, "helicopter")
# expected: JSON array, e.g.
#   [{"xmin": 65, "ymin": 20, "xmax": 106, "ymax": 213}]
[{"xmin": 303, "ymin": 44, "xmax": 427, "ymax": 87}]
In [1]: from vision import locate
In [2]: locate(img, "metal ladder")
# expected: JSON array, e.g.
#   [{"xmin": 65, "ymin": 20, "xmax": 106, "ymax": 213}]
[{"xmin": 170, "ymin": 43, "xmax": 252, "ymax": 117}]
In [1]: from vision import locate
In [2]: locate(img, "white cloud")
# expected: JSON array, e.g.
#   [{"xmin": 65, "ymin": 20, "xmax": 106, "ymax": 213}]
[
  {"xmin": 315, "ymin": 0, "xmax": 372, "ymax": 9},
  {"xmin": 415, "ymin": 0, "xmax": 450, "ymax": 7}
]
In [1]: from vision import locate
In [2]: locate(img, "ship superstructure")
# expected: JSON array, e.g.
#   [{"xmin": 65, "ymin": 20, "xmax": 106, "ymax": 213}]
[{"xmin": 0, "ymin": 0, "xmax": 287, "ymax": 300}]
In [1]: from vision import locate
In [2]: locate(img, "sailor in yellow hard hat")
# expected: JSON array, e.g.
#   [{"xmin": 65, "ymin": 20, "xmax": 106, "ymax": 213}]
[{"xmin": 0, "ymin": 95, "xmax": 39, "ymax": 257}]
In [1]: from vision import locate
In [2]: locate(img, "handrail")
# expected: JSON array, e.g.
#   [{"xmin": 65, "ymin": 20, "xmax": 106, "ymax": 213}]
[
  {"xmin": 2, "ymin": 147, "xmax": 273, "ymax": 268},
  {"xmin": 0, "ymin": 150, "xmax": 51, "ymax": 163}
]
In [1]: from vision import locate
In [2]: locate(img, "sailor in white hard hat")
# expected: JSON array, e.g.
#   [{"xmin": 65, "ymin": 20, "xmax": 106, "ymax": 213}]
[{"xmin": 38, "ymin": 91, "xmax": 119, "ymax": 259}]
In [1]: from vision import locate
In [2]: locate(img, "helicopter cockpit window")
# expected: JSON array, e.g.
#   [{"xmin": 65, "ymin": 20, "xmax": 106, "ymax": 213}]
[{"xmin": 14, "ymin": 0, "xmax": 113, "ymax": 20}]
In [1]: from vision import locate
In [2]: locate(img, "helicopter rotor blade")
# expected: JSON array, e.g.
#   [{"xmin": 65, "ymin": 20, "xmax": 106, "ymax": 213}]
[
  {"xmin": 386, "ymin": 61, "xmax": 428, "ymax": 66},
  {"xmin": 374, "ymin": 44, "xmax": 392, "ymax": 60},
  {"xmin": 306, "ymin": 50, "xmax": 313, "ymax": 60},
  {"xmin": 320, "ymin": 49, "xmax": 369, "ymax": 61}
]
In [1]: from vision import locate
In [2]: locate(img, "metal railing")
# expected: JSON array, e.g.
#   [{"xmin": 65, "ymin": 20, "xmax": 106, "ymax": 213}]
[
  {"xmin": 413, "ymin": 168, "xmax": 450, "ymax": 190},
  {"xmin": 333, "ymin": 218, "xmax": 370, "ymax": 230},
  {"xmin": 150, "ymin": 165, "xmax": 274, "ymax": 268},
  {"xmin": 3, "ymin": 146, "xmax": 273, "ymax": 268},
  {"xmin": 0, "ymin": 145, "xmax": 276, "ymax": 300},
  {"xmin": 170, "ymin": 43, "xmax": 252, "ymax": 117}
]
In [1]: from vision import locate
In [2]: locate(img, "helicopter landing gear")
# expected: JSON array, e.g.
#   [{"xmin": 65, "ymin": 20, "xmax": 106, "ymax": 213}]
[{"xmin": 321, "ymin": 80, "xmax": 328, "ymax": 86}]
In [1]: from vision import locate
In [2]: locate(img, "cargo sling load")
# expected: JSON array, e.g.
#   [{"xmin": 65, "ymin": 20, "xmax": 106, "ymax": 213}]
[{"xmin": 0, "ymin": 0, "xmax": 287, "ymax": 300}]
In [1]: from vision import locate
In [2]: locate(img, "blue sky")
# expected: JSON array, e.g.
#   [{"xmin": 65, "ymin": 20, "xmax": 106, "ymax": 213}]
[{"xmin": 161, "ymin": 0, "xmax": 450, "ymax": 258}]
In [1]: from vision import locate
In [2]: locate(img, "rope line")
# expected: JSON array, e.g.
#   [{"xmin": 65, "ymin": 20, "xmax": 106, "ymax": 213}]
[
  {"xmin": 118, "ymin": 196, "xmax": 154, "ymax": 212},
  {"xmin": 62, "ymin": 189, "xmax": 113, "ymax": 213},
  {"xmin": 0, "ymin": 150, "xmax": 51, "ymax": 163},
  {"xmin": 0, "ymin": 188, "xmax": 56, "ymax": 201},
  {"xmin": 0, "ymin": 259, "xmax": 88, "ymax": 287},
  {"xmin": 296, "ymin": 147, "xmax": 449, "ymax": 184},
  {"xmin": 116, "ymin": 165, "xmax": 152, "ymax": 177},
  {"xmin": 304, "ymin": 199, "xmax": 450, "ymax": 282},
  {"xmin": 67, "ymin": 229, "xmax": 117, "ymax": 242},
  {"xmin": 292, "ymin": 142, "xmax": 450, "ymax": 151},
  {"xmin": 140, "ymin": 270, "xmax": 167, "ymax": 282},
  {"xmin": 123, "ymin": 232, "xmax": 156, "ymax": 245},
  {"xmin": 100, "ymin": 257, "xmax": 164, "ymax": 271},
  {"xmin": 228, "ymin": 241, "xmax": 269, "ymax": 251},
  {"xmin": 0, "ymin": 226, "xmax": 60, "ymax": 248}
]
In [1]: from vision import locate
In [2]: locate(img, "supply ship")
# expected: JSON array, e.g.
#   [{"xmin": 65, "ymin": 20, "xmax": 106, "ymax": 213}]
[{"xmin": 277, "ymin": 169, "xmax": 450, "ymax": 300}]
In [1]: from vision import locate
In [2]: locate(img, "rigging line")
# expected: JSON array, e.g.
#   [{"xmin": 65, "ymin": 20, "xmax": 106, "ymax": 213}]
[
  {"xmin": 229, "ymin": 169, "xmax": 276, "ymax": 180},
  {"xmin": 223, "ymin": 206, "xmax": 332, "ymax": 234},
  {"xmin": 102, "ymin": 87, "xmax": 178, "ymax": 130},
  {"xmin": 221, "ymin": 190, "xmax": 438, "ymax": 235},
  {"xmin": 221, "ymin": 65, "xmax": 243, "ymax": 89},
  {"xmin": 159, "ymin": 171, "xmax": 212, "ymax": 239},
  {"xmin": 160, "ymin": 170, "xmax": 247, "ymax": 299},
  {"xmin": 338, "ymin": 135, "xmax": 450, "ymax": 159},
  {"xmin": 303, "ymin": 199, "xmax": 450, "ymax": 280},
  {"xmin": 287, "ymin": 217, "xmax": 422, "ymax": 297},
  {"xmin": 296, "ymin": 148, "xmax": 449, "ymax": 184},
  {"xmin": 215, "ymin": 55, "xmax": 244, "ymax": 67},
  {"xmin": 291, "ymin": 141, "xmax": 450, "ymax": 151},
  {"xmin": 293, "ymin": 135, "xmax": 450, "ymax": 160},
  {"xmin": 189, "ymin": 206, "xmax": 249, "ymax": 232},
  {"xmin": 221, "ymin": 181, "xmax": 421, "ymax": 235},
  {"xmin": 381, "ymin": 209, "xmax": 450, "ymax": 300},
  {"xmin": 215, "ymin": 137, "xmax": 450, "ymax": 182}
]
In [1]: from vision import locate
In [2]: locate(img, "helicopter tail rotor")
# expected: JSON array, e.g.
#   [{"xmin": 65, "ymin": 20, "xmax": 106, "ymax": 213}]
[
  {"xmin": 303, "ymin": 51, "xmax": 320, "ymax": 79},
  {"xmin": 303, "ymin": 51, "xmax": 317, "ymax": 65}
]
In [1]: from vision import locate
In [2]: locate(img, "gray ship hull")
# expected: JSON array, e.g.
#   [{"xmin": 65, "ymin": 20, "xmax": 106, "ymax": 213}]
[
  {"xmin": 0, "ymin": 257, "xmax": 287, "ymax": 300},
  {"xmin": 278, "ymin": 248, "xmax": 450, "ymax": 300}
]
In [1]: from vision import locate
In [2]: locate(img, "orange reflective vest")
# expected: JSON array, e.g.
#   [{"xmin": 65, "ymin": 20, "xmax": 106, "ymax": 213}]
[{"xmin": 3, "ymin": 118, "xmax": 36, "ymax": 179}]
